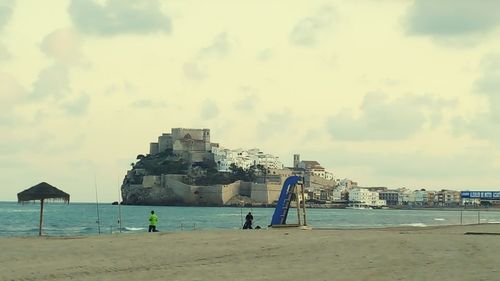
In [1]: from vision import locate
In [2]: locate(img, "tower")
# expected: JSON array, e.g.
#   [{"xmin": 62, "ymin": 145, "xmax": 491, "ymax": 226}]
[
  {"xmin": 203, "ymin": 129, "xmax": 211, "ymax": 151},
  {"xmin": 293, "ymin": 154, "xmax": 300, "ymax": 168}
]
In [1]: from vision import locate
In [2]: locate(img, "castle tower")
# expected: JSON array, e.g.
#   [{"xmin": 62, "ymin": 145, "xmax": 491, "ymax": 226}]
[
  {"xmin": 203, "ymin": 129, "xmax": 210, "ymax": 142},
  {"xmin": 203, "ymin": 129, "xmax": 211, "ymax": 151},
  {"xmin": 293, "ymin": 154, "xmax": 300, "ymax": 168}
]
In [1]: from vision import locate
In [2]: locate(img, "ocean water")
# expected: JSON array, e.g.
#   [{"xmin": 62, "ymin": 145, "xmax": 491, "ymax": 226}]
[{"xmin": 1, "ymin": 201, "xmax": 499, "ymax": 237}]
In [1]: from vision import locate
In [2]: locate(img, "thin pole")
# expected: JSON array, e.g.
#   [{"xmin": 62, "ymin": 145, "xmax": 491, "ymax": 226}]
[
  {"xmin": 94, "ymin": 174, "xmax": 101, "ymax": 234},
  {"xmin": 240, "ymin": 205, "xmax": 243, "ymax": 228},
  {"xmin": 301, "ymin": 182, "xmax": 307, "ymax": 226},
  {"xmin": 117, "ymin": 176, "xmax": 123, "ymax": 233},
  {"xmin": 460, "ymin": 210, "xmax": 463, "ymax": 225},
  {"xmin": 39, "ymin": 199, "xmax": 44, "ymax": 236},
  {"xmin": 296, "ymin": 184, "xmax": 301, "ymax": 225}
]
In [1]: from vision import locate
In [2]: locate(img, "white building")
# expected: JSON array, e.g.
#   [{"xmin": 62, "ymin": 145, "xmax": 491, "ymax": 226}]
[
  {"xmin": 349, "ymin": 188, "xmax": 386, "ymax": 207},
  {"xmin": 409, "ymin": 190, "xmax": 430, "ymax": 206},
  {"xmin": 212, "ymin": 147, "xmax": 283, "ymax": 172}
]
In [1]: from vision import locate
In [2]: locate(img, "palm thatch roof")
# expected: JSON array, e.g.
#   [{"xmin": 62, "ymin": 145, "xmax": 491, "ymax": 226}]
[{"xmin": 17, "ymin": 182, "xmax": 70, "ymax": 203}]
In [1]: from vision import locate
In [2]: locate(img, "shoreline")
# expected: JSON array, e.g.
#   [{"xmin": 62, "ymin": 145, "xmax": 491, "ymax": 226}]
[{"xmin": 3, "ymin": 200, "xmax": 500, "ymax": 212}]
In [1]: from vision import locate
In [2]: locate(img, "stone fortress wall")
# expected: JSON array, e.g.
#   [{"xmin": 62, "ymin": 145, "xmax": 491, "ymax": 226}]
[{"xmin": 122, "ymin": 174, "xmax": 286, "ymax": 206}]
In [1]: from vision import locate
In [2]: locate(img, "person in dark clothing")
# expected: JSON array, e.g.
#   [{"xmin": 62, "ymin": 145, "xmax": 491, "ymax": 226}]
[{"xmin": 243, "ymin": 212, "xmax": 253, "ymax": 229}]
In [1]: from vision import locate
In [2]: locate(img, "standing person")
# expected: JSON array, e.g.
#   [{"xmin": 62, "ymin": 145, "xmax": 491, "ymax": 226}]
[
  {"xmin": 148, "ymin": 210, "xmax": 158, "ymax": 232},
  {"xmin": 243, "ymin": 212, "xmax": 253, "ymax": 229}
]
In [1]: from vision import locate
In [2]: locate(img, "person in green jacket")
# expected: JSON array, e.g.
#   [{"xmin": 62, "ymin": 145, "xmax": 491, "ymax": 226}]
[{"xmin": 148, "ymin": 210, "xmax": 158, "ymax": 232}]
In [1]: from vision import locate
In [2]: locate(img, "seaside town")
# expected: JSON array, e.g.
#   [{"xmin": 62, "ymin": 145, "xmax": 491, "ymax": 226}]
[
  {"xmin": 122, "ymin": 128, "xmax": 500, "ymax": 209},
  {"xmin": 4, "ymin": 2, "xmax": 500, "ymax": 281}
]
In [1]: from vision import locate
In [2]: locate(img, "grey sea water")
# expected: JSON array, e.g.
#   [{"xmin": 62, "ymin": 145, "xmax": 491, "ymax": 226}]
[{"xmin": 1, "ymin": 201, "xmax": 499, "ymax": 237}]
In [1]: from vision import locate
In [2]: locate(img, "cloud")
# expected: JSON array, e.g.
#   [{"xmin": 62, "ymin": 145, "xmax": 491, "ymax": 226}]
[
  {"xmin": 183, "ymin": 62, "xmax": 206, "ymax": 81},
  {"xmin": 256, "ymin": 49, "xmax": 273, "ymax": 61},
  {"xmin": 234, "ymin": 86, "xmax": 260, "ymax": 112},
  {"xmin": 454, "ymin": 54, "xmax": 500, "ymax": 142},
  {"xmin": 290, "ymin": 6, "xmax": 336, "ymax": 47},
  {"xmin": 324, "ymin": 143, "xmax": 498, "ymax": 186},
  {"xmin": 30, "ymin": 63, "xmax": 70, "ymax": 100},
  {"xmin": 0, "ymin": 43, "xmax": 11, "ymax": 61},
  {"xmin": 200, "ymin": 99, "xmax": 219, "ymax": 120},
  {"xmin": 405, "ymin": 1, "xmax": 500, "ymax": 38},
  {"xmin": 0, "ymin": 1, "xmax": 14, "ymax": 60},
  {"xmin": 474, "ymin": 54, "xmax": 500, "ymax": 98},
  {"xmin": 183, "ymin": 33, "xmax": 232, "ymax": 81},
  {"xmin": 130, "ymin": 99, "xmax": 167, "ymax": 109},
  {"xmin": 0, "ymin": 0, "xmax": 14, "ymax": 31},
  {"xmin": 68, "ymin": 0, "xmax": 171, "ymax": 36},
  {"xmin": 40, "ymin": 29, "xmax": 83, "ymax": 65},
  {"xmin": 63, "ymin": 93, "xmax": 90, "ymax": 116},
  {"xmin": 197, "ymin": 32, "xmax": 231, "ymax": 59},
  {"xmin": 258, "ymin": 111, "xmax": 295, "ymax": 140},
  {"xmin": 0, "ymin": 71, "xmax": 24, "ymax": 104},
  {"xmin": 326, "ymin": 92, "xmax": 453, "ymax": 141},
  {"xmin": 0, "ymin": 72, "xmax": 25, "ymax": 126}
]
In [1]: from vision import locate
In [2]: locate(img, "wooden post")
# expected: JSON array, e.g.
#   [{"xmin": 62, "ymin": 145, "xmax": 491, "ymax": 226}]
[
  {"xmin": 300, "ymin": 181, "xmax": 307, "ymax": 226},
  {"xmin": 296, "ymin": 184, "xmax": 301, "ymax": 226},
  {"xmin": 39, "ymin": 199, "xmax": 44, "ymax": 236}
]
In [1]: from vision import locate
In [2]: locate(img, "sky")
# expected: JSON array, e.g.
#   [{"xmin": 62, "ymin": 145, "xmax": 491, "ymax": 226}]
[{"xmin": 1, "ymin": 0, "xmax": 500, "ymax": 202}]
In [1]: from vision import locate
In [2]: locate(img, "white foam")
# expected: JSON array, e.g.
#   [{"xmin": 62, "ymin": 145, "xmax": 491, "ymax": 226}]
[
  {"xmin": 124, "ymin": 227, "xmax": 145, "ymax": 231},
  {"xmin": 434, "ymin": 218, "xmax": 445, "ymax": 221},
  {"xmin": 402, "ymin": 223, "xmax": 427, "ymax": 227}
]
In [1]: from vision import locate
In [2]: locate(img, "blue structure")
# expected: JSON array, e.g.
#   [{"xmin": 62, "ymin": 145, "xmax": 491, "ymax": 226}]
[
  {"xmin": 461, "ymin": 191, "xmax": 500, "ymax": 200},
  {"xmin": 270, "ymin": 176, "xmax": 303, "ymax": 226}
]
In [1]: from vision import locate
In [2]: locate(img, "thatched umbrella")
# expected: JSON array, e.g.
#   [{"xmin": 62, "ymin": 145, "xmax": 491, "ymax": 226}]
[{"xmin": 17, "ymin": 182, "xmax": 70, "ymax": 236}]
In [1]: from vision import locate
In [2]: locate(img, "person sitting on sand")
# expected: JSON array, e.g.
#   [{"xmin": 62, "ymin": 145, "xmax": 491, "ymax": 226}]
[
  {"xmin": 148, "ymin": 210, "xmax": 158, "ymax": 232},
  {"xmin": 243, "ymin": 212, "xmax": 253, "ymax": 229}
]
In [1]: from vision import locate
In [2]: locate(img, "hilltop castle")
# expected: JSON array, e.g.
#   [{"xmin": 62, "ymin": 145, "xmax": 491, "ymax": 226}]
[{"xmin": 149, "ymin": 128, "xmax": 219, "ymax": 163}]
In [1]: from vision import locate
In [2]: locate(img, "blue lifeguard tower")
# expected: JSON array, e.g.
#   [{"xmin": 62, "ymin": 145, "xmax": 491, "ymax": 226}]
[{"xmin": 269, "ymin": 176, "xmax": 308, "ymax": 228}]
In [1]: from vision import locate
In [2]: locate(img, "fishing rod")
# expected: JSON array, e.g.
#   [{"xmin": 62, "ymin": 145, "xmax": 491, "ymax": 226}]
[
  {"xmin": 117, "ymin": 175, "xmax": 123, "ymax": 233},
  {"xmin": 94, "ymin": 174, "xmax": 101, "ymax": 235}
]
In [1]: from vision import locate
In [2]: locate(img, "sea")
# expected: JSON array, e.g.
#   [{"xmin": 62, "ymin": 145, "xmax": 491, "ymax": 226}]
[{"xmin": 1, "ymin": 201, "xmax": 499, "ymax": 237}]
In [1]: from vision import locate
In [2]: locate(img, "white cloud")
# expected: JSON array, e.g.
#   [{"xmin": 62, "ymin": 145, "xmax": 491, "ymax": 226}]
[
  {"xmin": 183, "ymin": 32, "xmax": 232, "ymax": 81},
  {"xmin": 0, "ymin": 72, "xmax": 25, "ymax": 126},
  {"xmin": 197, "ymin": 32, "xmax": 231, "ymax": 59},
  {"xmin": 130, "ymin": 99, "xmax": 167, "ymax": 109},
  {"xmin": 0, "ymin": 43, "xmax": 11, "ymax": 61},
  {"xmin": 405, "ymin": 0, "xmax": 500, "ymax": 42},
  {"xmin": 30, "ymin": 63, "xmax": 70, "ymax": 100},
  {"xmin": 326, "ymin": 92, "xmax": 453, "ymax": 141},
  {"xmin": 40, "ymin": 29, "xmax": 83, "ymax": 65},
  {"xmin": 453, "ymin": 54, "xmax": 500, "ymax": 143},
  {"xmin": 234, "ymin": 94, "xmax": 259, "ymax": 112},
  {"xmin": 0, "ymin": 1, "xmax": 14, "ymax": 61},
  {"xmin": 0, "ymin": 0, "xmax": 14, "ymax": 31},
  {"xmin": 290, "ymin": 5, "xmax": 336, "ymax": 47},
  {"xmin": 183, "ymin": 62, "xmax": 206, "ymax": 81},
  {"xmin": 258, "ymin": 111, "xmax": 295, "ymax": 140},
  {"xmin": 63, "ymin": 93, "xmax": 91, "ymax": 116},
  {"xmin": 200, "ymin": 99, "xmax": 219, "ymax": 120},
  {"xmin": 68, "ymin": 0, "xmax": 171, "ymax": 36},
  {"xmin": 256, "ymin": 49, "xmax": 273, "ymax": 61}
]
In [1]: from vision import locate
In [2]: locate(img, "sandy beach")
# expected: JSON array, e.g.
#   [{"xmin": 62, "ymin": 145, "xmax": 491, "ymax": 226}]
[{"xmin": 1, "ymin": 224, "xmax": 499, "ymax": 281}]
